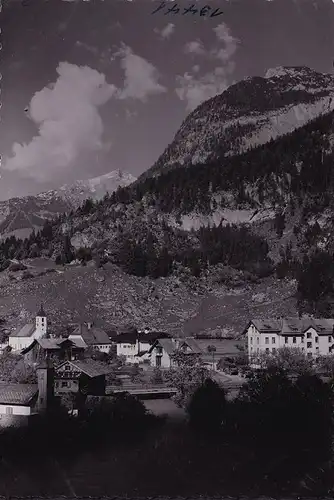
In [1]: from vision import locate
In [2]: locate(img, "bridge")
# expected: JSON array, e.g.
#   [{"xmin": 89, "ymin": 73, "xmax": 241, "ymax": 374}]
[{"xmin": 106, "ymin": 385, "xmax": 178, "ymax": 399}]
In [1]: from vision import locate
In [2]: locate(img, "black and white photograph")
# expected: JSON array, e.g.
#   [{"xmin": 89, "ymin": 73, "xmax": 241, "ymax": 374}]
[{"xmin": 1, "ymin": 0, "xmax": 334, "ymax": 495}]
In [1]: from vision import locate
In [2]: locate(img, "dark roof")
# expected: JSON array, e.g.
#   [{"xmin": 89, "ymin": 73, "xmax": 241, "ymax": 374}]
[
  {"xmin": 55, "ymin": 359, "xmax": 113, "ymax": 378},
  {"xmin": 37, "ymin": 303, "xmax": 46, "ymax": 317},
  {"xmin": 10, "ymin": 323, "xmax": 36, "ymax": 338},
  {"xmin": 116, "ymin": 331, "xmax": 170, "ymax": 345},
  {"xmin": 247, "ymin": 318, "xmax": 334, "ymax": 336},
  {"xmin": 0, "ymin": 384, "xmax": 38, "ymax": 405},
  {"xmin": 71, "ymin": 324, "xmax": 111, "ymax": 345}
]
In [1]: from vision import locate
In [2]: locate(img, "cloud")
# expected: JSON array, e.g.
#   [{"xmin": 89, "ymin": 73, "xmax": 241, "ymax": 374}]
[
  {"xmin": 184, "ymin": 40, "xmax": 206, "ymax": 56},
  {"xmin": 115, "ymin": 44, "xmax": 167, "ymax": 101},
  {"xmin": 176, "ymin": 22, "xmax": 239, "ymax": 111},
  {"xmin": 154, "ymin": 23, "xmax": 175, "ymax": 40},
  {"xmin": 2, "ymin": 62, "xmax": 116, "ymax": 182}
]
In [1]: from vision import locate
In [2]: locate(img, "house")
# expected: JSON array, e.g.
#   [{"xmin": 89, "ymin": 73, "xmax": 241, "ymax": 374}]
[
  {"xmin": 116, "ymin": 330, "xmax": 170, "ymax": 364},
  {"xmin": 0, "ymin": 384, "xmax": 38, "ymax": 427},
  {"xmin": 147, "ymin": 337, "xmax": 202, "ymax": 368},
  {"xmin": 21, "ymin": 336, "xmax": 86, "ymax": 366},
  {"xmin": 195, "ymin": 338, "xmax": 244, "ymax": 368},
  {"xmin": 54, "ymin": 359, "xmax": 113, "ymax": 396},
  {"xmin": 245, "ymin": 318, "xmax": 334, "ymax": 361},
  {"xmin": 9, "ymin": 304, "xmax": 48, "ymax": 352},
  {"xmin": 68, "ymin": 322, "xmax": 113, "ymax": 353},
  {"xmin": 0, "ymin": 362, "xmax": 54, "ymax": 427}
]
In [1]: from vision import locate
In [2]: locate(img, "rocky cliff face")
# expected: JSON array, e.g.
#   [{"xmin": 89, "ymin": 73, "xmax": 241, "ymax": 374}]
[{"xmin": 140, "ymin": 66, "xmax": 334, "ymax": 180}]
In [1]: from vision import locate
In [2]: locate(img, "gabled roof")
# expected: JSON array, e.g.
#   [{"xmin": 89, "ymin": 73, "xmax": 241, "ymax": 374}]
[
  {"xmin": 10, "ymin": 323, "xmax": 36, "ymax": 338},
  {"xmin": 181, "ymin": 337, "xmax": 203, "ymax": 354},
  {"xmin": 0, "ymin": 383, "xmax": 38, "ymax": 405},
  {"xmin": 71, "ymin": 324, "xmax": 111, "ymax": 345},
  {"xmin": 55, "ymin": 359, "xmax": 113, "ymax": 378},
  {"xmin": 149, "ymin": 338, "xmax": 177, "ymax": 356}
]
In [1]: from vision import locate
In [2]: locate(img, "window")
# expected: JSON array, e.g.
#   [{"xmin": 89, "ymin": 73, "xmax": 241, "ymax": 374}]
[
  {"xmin": 316, "ymin": 347, "xmax": 319, "ymax": 352},
  {"xmin": 301, "ymin": 337, "xmax": 304, "ymax": 343},
  {"xmin": 329, "ymin": 336, "xmax": 332, "ymax": 343},
  {"xmin": 293, "ymin": 336, "xmax": 296, "ymax": 344},
  {"xmin": 61, "ymin": 381, "xmax": 68, "ymax": 388},
  {"xmin": 65, "ymin": 365, "xmax": 70, "ymax": 371},
  {"xmin": 285, "ymin": 337, "xmax": 288, "ymax": 344},
  {"xmin": 315, "ymin": 337, "xmax": 319, "ymax": 344},
  {"xmin": 5, "ymin": 407, "xmax": 13, "ymax": 415},
  {"xmin": 40, "ymin": 397, "xmax": 44, "ymax": 404},
  {"xmin": 307, "ymin": 353, "xmax": 312, "ymax": 359},
  {"xmin": 272, "ymin": 337, "xmax": 276, "ymax": 344},
  {"xmin": 265, "ymin": 348, "xmax": 270, "ymax": 353},
  {"xmin": 250, "ymin": 337, "xmax": 253, "ymax": 344},
  {"xmin": 307, "ymin": 332, "xmax": 312, "ymax": 339},
  {"xmin": 307, "ymin": 342, "xmax": 312, "ymax": 349},
  {"xmin": 265, "ymin": 337, "xmax": 269, "ymax": 344},
  {"xmin": 256, "ymin": 338, "xmax": 259, "ymax": 344},
  {"xmin": 272, "ymin": 348, "xmax": 276, "ymax": 354}
]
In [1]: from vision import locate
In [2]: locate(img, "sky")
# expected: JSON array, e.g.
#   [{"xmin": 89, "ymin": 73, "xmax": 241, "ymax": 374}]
[{"xmin": 1, "ymin": 0, "xmax": 334, "ymax": 200}]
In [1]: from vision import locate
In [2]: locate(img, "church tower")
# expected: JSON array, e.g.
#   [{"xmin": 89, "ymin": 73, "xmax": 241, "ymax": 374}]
[{"xmin": 35, "ymin": 303, "xmax": 47, "ymax": 339}]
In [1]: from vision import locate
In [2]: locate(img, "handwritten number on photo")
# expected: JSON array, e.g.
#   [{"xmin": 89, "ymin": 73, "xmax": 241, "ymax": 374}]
[
  {"xmin": 183, "ymin": 4, "xmax": 198, "ymax": 15},
  {"xmin": 151, "ymin": 1, "xmax": 166, "ymax": 14},
  {"xmin": 166, "ymin": 3, "xmax": 180, "ymax": 14},
  {"xmin": 151, "ymin": 2, "xmax": 223, "ymax": 18}
]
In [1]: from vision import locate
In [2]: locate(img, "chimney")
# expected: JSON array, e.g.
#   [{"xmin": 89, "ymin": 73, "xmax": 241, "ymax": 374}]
[{"xmin": 86, "ymin": 322, "xmax": 93, "ymax": 330}]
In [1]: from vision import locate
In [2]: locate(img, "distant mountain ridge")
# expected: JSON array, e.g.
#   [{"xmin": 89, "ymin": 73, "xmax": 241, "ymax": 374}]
[{"xmin": 0, "ymin": 170, "xmax": 136, "ymax": 240}]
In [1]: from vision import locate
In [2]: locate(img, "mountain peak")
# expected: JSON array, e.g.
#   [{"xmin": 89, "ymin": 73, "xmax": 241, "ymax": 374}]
[{"xmin": 140, "ymin": 66, "xmax": 334, "ymax": 180}]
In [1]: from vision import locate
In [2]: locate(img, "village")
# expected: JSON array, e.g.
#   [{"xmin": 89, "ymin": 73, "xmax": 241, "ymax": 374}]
[
  {"xmin": 0, "ymin": 304, "xmax": 248, "ymax": 426},
  {"xmin": 1, "ymin": 303, "xmax": 334, "ymax": 428}
]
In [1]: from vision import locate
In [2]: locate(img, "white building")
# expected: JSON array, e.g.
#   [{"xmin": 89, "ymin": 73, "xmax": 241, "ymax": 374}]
[
  {"xmin": 9, "ymin": 304, "xmax": 48, "ymax": 352},
  {"xmin": 245, "ymin": 318, "xmax": 334, "ymax": 361},
  {"xmin": 116, "ymin": 331, "xmax": 171, "ymax": 364},
  {"xmin": 147, "ymin": 337, "xmax": 203, "ymax": 368}
]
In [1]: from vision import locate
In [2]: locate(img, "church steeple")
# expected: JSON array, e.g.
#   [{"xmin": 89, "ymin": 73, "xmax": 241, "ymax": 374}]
[
  {"xmin": 35, "ymin": 303, "xmax": 47, "ymax": 339},
  {"xmin": 37, "ymin": 303, "xmax": 45, "ymax": 317}
]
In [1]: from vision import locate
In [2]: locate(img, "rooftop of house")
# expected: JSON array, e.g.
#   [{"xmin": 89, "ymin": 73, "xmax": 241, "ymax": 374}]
[
  {"xmin": 248, "ymin": 318, "xmax": 334, "ymax": 335},
  {"xmin": 55, "ymin": 359, "xmax": 114, "ymax": 378},
  {"xmin": 0, "ymin": 384, "xmax": 38, "ymax": 405},
  {"xmin": 10, "ymin": 323, "xmax": 36, "ymax": 338},
  {"xmin": 70, "ymin": 323, "xmax": 111, "ymax": 345},
  {"xmin": 116, "ymin": 331, "xmax": 171, "ymax": 344}
]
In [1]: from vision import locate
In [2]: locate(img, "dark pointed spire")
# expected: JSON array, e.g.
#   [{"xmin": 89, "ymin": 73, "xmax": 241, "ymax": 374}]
[{"xmin": 37, "ymin": 303, "xmax": 46, "ymax": 317}]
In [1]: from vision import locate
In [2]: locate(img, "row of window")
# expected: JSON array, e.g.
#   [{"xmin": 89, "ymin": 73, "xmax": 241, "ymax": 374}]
[{"xmin": 250, "ymin": 335, "xmax": 333, "ymax": 345}]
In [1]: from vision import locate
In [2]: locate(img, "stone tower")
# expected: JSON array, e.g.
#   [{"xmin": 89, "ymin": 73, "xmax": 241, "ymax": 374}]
[
  {"xmin": 36, "ymin": 360, "xmax": 54, "ymax": 414},
  {"xmin": 35, "ymin": 303, "xmax": 47, "ymax": 338}
]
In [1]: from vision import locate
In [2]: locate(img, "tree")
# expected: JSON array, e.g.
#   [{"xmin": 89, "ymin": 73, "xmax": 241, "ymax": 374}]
[
  {"xmin": 251, "ymin": 346, "xmax": 314, "ymax": 376},
  {"xmin": 164, "ymin": 351, "xmax": 209, "ymax": 408},
  {"xmin": 187, "ymin": 378, "xmax": 227, "ymax": 432}
]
